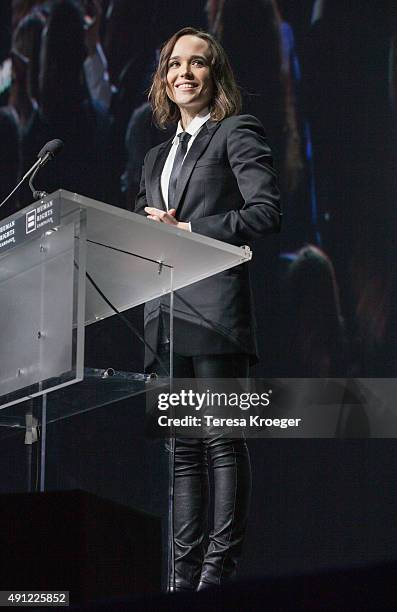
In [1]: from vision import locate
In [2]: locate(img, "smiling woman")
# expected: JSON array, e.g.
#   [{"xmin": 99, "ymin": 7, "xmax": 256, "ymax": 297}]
[
  {"xmin": 135, "ymin": 26, "xmax": 281, "ymax": 593},
  {"xmin": 166, "ymin": 35, "xmax": 214, "ymax": 127},
  {"xmin": 149, "ymin": 26, "xmax": 241, "ymax": 130}
]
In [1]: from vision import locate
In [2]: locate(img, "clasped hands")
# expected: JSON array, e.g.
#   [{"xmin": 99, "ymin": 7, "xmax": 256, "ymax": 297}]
[{"xmin": 144, "ymin": 207, "xmax": 189, "ymax": 231}]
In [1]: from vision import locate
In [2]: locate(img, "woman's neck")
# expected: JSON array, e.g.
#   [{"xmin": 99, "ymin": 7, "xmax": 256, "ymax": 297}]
[{"xmin": 179, "ymin": 106, "xmax": 208, "ymax": 130}]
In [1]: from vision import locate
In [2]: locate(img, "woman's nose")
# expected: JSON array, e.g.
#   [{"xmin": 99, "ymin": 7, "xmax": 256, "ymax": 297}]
[{"xmin": 179, "ymin": 63, "xmax": 193, "ymax": 78}]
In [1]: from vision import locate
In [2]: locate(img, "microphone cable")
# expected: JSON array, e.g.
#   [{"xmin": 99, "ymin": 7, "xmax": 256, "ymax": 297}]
[{"xmin": 83, "ymin": 267, "xmax": 170, "ymax": 377}]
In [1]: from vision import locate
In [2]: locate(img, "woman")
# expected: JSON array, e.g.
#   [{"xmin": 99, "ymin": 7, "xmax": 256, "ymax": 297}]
[{"xmin": 135, "ymin": 27, "xmax": 281, "ymax": 591}]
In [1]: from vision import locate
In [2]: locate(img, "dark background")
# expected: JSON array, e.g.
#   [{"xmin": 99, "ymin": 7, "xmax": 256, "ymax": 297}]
[{"xmin": 1, "ymin": 0, "xmax": 397, "ymax": 583}]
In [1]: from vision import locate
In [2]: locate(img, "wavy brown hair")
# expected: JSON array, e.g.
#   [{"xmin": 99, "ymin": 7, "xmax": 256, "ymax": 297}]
[{"xmin": 149, "ymin": 27, "xmax": 241, "ymax": 128}]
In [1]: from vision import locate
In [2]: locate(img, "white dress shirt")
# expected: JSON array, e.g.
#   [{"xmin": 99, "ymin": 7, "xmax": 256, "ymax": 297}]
[{"xmin": 161, "ymin": 108, "xmax": 211, "ymax": 210}]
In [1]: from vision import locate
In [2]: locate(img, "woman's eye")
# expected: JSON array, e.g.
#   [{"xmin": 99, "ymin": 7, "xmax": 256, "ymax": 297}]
[
  {"xmin": 192, "ymin": 59, "xmax": 204, "ymax": 66},
  {"xmin": 168, "ymin": 61, "xmax": 179, "ymax": 68}
]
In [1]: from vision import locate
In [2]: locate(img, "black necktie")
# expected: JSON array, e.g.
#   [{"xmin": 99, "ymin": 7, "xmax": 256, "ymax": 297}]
[{"xmin": 168, "ymin": 131, "xmax": 191, "ymax": 209}]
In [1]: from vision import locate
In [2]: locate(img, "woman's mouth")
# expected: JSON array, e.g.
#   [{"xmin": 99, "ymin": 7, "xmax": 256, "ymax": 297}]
[{"xmin": 176, "ymin": 83, "xmax": 198, "ymax": 90}]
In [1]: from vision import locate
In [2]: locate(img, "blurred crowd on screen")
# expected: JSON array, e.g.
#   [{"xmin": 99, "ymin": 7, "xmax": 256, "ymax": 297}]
[{"xmin": 1, "ymin": 0, "xmax": 397, "ymax": 378}]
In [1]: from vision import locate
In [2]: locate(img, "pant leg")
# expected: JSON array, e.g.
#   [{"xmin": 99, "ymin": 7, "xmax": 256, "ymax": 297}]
[
  {"xmin": 200, "ymin": 436, "xmax": 251, "ymax": 585},
  {"xmin": 193, "ymin": 354, "xmax": 252, "ymax": 586},
  {"xmin": 170, "ymin": 354, "xmax": 208, "ymax": 590},
  {"xmin": 173, "ymin": 436, "xmax": 209, "ymax": 590}
]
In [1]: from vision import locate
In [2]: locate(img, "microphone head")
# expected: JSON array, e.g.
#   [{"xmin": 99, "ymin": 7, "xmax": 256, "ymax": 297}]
[{"xmin": 37, "ymin": 139, "xmax": 64, "ymax": 160}]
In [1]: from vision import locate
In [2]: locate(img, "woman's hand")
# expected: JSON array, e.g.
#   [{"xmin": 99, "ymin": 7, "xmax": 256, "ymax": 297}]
[{"xmin": 144, "ymin": 207, "xmax": 190, "ymax": 230}]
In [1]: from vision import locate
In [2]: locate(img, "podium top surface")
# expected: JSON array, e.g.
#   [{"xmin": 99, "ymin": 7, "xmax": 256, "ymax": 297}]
[
  {"xmin": 0, "ymin": 190, "xmax": 252, "ymax": 321},
  {"xmin": 57, "ymin": 188, "xmax": 251, "ymax": 263}
]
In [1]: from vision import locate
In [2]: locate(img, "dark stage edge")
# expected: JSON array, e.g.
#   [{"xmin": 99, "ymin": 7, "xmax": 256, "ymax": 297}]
[{"xmin": 70, "ymin": 561, "xmax": 397, "ymax": 611}]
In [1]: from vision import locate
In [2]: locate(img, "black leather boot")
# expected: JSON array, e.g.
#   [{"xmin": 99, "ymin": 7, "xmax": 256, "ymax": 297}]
[
  {"xmin": 173, "ymin": 437, "xmax": 209, "ymax": 591},
  {"xmin": 198, "ymin": 437, "xmax": 251, "ymax": 587}
]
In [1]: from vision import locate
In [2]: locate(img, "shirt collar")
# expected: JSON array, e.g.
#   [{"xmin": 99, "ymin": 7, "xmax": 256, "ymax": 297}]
[{"xmin": 175, "ymin": 108, "xmax": 211, "ymax": 142}]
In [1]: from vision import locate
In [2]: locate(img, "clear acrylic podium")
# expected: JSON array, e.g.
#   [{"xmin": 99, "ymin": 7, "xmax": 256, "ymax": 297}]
[{"xmin": 0, "ymin": 189, "xmax": 251, "ymax": 489}]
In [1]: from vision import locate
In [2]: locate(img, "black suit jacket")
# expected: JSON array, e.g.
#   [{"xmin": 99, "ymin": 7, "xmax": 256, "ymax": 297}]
[{"xmin": 135, "ymin": 114, "xmax": 281, "ymax": 368}]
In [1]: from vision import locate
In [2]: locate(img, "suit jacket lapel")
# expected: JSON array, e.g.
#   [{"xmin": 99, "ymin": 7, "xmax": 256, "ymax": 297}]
[
  {"xmin": 174, "ymin": 120, "xmax": 221, "ymax": 214},
  {"xmin": 150, "ymin": 137, "xmax": 173, "ymax": 210}
]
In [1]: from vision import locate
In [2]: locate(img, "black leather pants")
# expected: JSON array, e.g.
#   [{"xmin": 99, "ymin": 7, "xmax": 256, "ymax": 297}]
[
  {"xmin": 174, "ymin": 434, "xmax": 251, "ymax": 590},
  {"xmin": 164, "ymin": 353, "xmax": 252, "ymax": 591}
]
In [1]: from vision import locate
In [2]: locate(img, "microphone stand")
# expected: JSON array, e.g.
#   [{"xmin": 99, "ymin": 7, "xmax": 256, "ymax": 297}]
[
  {"xmin": 28, "ymin": 152, "xmax": 51, "ymax": 200},
  {"xmin": 1, "ymin": 139, "xmax": 63, "ymax": 211},
  {"xmin": 0, "ymin": 157, "xmax": 42, "ymax": 211}
]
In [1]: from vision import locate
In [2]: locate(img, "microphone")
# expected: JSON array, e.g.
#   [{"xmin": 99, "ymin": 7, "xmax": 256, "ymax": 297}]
[
  {"xmin": 37, "ymin": 138, "xmax": 64, "ymax": 165},
  {"xmin": 0, "ymin": 139, "xmax": 64, "ymax": 210},
  {"xmin": 29, "ymin": 139, "xmax": 64, "ymax": 200}
]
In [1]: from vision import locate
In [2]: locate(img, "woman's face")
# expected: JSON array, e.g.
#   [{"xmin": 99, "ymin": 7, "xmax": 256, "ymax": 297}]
[{"xmin": 166, "ymin": 35, "xmax": 214, "ymax": 116}]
